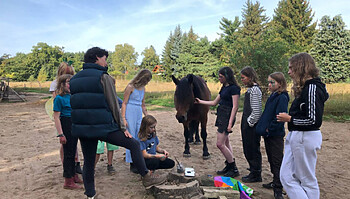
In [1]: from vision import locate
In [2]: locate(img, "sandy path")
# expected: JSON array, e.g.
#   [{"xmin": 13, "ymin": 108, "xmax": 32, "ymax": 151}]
[{"xmin": 0, "ymin": 94, "xmax": 349, "ymax": 199}]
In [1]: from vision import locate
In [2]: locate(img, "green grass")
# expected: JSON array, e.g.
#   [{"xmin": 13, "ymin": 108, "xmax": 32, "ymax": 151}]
[
  {"xmin": 323, "ymin": 93, "xmax": 350, "ymax": 122},
  {"xmin": 13, "ymin": 87, "xmax": 50, "ymax": 94}
]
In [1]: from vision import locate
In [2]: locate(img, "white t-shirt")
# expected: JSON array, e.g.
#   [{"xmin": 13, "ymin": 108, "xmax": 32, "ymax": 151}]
[{"xmin": 49, "ymin": 79, "xmax": 57, "ymax": 92}]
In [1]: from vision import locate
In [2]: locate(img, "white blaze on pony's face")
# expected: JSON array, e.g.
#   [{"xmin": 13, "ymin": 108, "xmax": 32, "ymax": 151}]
[{"xmin": 172, "ymin": 75, "xmax": 195, "ymax": 123}]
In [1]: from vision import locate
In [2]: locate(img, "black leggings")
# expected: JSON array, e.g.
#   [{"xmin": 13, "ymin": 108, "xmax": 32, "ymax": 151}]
[
  {"xmin": 61, "ymin": 117, "xmax": 77, "ymax": 178},
  {"xmin": 79, "ymin": 130, "xmax": 148, "ymax": 197},
  {"xmin": 145, "ymin": 158, "xmax": 175, "ymax": 171}
]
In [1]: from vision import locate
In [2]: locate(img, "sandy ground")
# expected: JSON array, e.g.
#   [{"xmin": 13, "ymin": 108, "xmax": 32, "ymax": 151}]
[{"xmin": 0, "ymin": 93, "xmax": 349, "ymax": 199}]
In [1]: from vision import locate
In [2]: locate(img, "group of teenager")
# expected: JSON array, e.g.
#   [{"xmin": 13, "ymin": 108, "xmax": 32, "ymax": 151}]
[
  {"xmin": 196, "ymin": 52, "xmax": 328, "ymax": 199},
  {"xmin": 51, "ymin": 47, "xmax": 175, "ymax": 199},
  {"xmin": 52, "ymin": 46, "xmax": 328, "ymax": 199}
]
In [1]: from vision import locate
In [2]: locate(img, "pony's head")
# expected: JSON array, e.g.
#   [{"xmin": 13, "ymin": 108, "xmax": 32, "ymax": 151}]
[{"xmin": 172, "ymin": 75, "xmax": 195, "ymax": 123}]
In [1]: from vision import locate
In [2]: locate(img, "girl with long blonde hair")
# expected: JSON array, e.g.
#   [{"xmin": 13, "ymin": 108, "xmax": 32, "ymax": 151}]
[{"xmin": 121, "ymin": 69, "xmax": 152, "ymax": 173}]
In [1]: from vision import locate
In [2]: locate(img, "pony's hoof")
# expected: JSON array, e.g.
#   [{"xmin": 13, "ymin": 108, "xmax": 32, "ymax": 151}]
[
  {"xmin": 194, "ymin": 141, "xmax": 201, "ymax": 145},
  {"xmin": 183, "ymin": 153, "xmax": 191, "ymax": 158},
  {"xmin": 202, "ymin": 154, "xmax": 211, "ymax": 160}
]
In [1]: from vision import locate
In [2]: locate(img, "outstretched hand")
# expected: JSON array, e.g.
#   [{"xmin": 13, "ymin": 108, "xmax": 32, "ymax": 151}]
[
  {"xmin": 276, "ymin": 112, "xmax": 291, "ymax": 122},
  {"xmin": 194, "ymin": 98, "xmax": 201, "ymax": 104}
]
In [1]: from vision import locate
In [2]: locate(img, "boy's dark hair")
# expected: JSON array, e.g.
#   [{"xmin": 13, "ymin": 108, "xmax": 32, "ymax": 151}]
[{"xmin": 84, "ymin": 47, "xmax": 109, "ymax": 63}]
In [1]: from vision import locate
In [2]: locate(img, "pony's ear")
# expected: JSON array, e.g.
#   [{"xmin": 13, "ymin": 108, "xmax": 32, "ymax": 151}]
[
  {"xmin": 172, "ymin": 75, "xmax": 179, "ymax": 85},
  {"xmin": 188, "ymin": 74, "xmax": 193, "ymax": 84}
]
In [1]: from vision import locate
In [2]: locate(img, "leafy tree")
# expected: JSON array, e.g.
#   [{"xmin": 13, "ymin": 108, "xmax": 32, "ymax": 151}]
[
  {"xmin": 62, "ymin": 52, "xmax": 84, "ymax": 73},
  {"xmin": 140, "ymin": 45, "xmax": 160, "ymax": 71},
  {"xmin": 310, "ymin": 15, "xmax": 350, "ymax": 83},
  {"xmin": 272, "ymin": 0, "xmax": 317, "ymax": 54},
  {"xmin": 37, "ymin": 67, "xmax": 48, "ymax": 82},
  {"xmin": 111, "ymin": 43, "xmax": 138, "ymax": 74},
  {"xmin": 26, "ymin": 42, "xmax": 64, "ymax": 81},
  {"xmin": 0, "ymin": 53, "xmax": 29, "ymax": 81}
]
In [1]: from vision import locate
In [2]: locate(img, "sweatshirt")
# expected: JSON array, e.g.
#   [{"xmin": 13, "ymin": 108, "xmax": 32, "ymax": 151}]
[
  {"xmin": 256, "ymin": 91, "xmax": 289, "ymax": 137},
  {"xmin": 288, "ymin": 77, "xmax": 329, "ymax": 131}
]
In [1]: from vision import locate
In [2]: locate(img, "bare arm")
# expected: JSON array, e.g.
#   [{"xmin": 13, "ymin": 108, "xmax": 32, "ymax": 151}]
[
  {"xmin": 195, "ymin": 94, "xmax": 220, "ymax": 106},
  {"xmin": 141, "ymin": 87, "xmax": 148, "ymax": 116},
  {"xmin": 228, "ymin": 94, "xmax": 239, "ymax": 132},
  {"xmin": 53, "ymin": 111, "xmax": 66, "ymax": 144},
  {"xmin": 142, "ymin": 149, "xmax": 166, "ymax": 160},
  {"xmin": 121, "ymin": 84, "xmax": 133, "ymax": 127},
  {"xmin": 156, "ymin": 145, "xmax": 169, "ymax": 157}
]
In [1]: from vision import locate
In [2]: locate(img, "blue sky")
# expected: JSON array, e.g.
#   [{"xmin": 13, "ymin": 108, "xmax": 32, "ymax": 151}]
[{"xmin": 1, "ymin": 0, "xmax": 349, "ymax": 63}]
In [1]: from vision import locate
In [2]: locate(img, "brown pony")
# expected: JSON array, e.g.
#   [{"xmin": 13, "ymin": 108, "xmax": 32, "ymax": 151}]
[{"xmin": 172, "ymin": 74, "xmax": 211, "ymax": 159}]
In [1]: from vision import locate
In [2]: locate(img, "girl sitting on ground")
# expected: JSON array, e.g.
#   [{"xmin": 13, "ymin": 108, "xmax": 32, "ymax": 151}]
[{"xmin": 138, "ymin": 115, "xmax": 175, "ymax": 172}]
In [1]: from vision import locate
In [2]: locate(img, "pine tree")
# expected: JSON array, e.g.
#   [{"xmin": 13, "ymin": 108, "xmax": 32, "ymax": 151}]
[
  {"xmin": 310, "ymin": 15, "xmax": 350, "ymax": 83},
  {"xmin": 241, "ymin": 0, "xmax": 269, "ymax": 41},
  {"xmin": 230, "ymin": 1, "xmax": 289, "ymax": 86},
  {"xmin": 170, "ymin": 25, "xmax": 183, "ymax": 76},
  {"xmin": 272, "ymin": 0, "xmax": 317, "ymax": 54}
]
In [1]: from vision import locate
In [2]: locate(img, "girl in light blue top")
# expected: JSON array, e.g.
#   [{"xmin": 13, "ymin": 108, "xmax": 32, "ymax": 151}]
[{"xmin": 121, "ymin": 69, "xmax": 152, "ymax": 173}]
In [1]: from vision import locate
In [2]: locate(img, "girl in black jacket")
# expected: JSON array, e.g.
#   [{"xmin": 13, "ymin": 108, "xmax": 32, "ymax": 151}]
[
  {"xmin": 277, "ymin": 53, "xmax": 329, "ymax": 199},
  {"xmin": 256, "ymin": 72, "xmax": 289, "ymax": 199}
]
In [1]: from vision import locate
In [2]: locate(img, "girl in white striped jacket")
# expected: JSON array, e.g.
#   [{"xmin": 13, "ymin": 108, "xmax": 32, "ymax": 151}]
[{"xmin": 240, "ymin": 66, "xmax": 263, "ymax": 183}]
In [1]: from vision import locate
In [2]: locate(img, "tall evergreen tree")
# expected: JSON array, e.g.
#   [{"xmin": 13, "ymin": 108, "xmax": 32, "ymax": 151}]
[
  {"xmin": 161, "ymin": 32, "xmax": 175, "ymax": 80},
  {"xmin": 272, "ymin": 0, "xmax": 317, "ymax": 54},
  {"xmin": 241, "ymin": 0, "xmax": 269, "ymax": 41},
  {"xmin": 310, "ymin": 15, "xmax": 350, "ymax": 83},
  {"xmin": 231, "ymin": 1, "xmax": 289, "ymax": 86},
  {"xmin": 218, "ymin": 17, "xmax": 241, "ymax": 67},
  {"xmin": 170, "ymin": 25, "xmax": 183, "ymax": 76}
]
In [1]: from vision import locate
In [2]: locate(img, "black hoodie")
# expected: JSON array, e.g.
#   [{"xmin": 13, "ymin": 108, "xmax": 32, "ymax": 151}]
[{"xmin": 288, "ymin": 77, "xmax": 329, "ymax": 131}]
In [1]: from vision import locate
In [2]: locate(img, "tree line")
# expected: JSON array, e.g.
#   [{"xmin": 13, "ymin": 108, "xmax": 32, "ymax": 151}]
[{"xmin": 1, "ymin": 0, "xmax": 349, "ymax": 84}]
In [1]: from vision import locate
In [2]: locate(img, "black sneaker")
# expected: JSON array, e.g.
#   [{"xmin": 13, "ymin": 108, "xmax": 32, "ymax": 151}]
[
  {"xmin": 262, "ymin": 181, "xmax": 274, "ymax": 189},
  {"xmin": 242, "ymin": 173, "xmax": 262, "ymax": 183},
  {"xmin": 274, "ymin": 190, "xmax": 284, "ymax": 199},
  {"xmin": 107, "ymin": 164, "xmax": 116, "ymax": 175}
]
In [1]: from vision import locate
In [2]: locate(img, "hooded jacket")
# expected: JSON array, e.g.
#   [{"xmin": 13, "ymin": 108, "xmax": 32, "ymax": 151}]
[
  {"xmin": 256, "ymin": 91, "xmax": 289, "ymax": 137},
  {"xmin": 288, "ymin": 77, "xmax": 329, "ymax": 131}
]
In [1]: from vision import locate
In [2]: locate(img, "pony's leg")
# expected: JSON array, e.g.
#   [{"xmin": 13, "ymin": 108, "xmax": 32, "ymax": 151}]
[
  {"xmin": 183, "ymin": 123, "xmax": 191, "ymax": 157},
  {"xmin": 189, "ymin": 120, "xmax": 200, "ymax": 144},
  {"xmin": 188, "ymin": 121, "xmax": 195, "ymax": 144},
  {"xmin": 193, "ymin": 120, "xmax": 201, "ymax": 144},
  {"xmin": 201, "ymin": 118, "xmax": 210, "ymax": 159}
]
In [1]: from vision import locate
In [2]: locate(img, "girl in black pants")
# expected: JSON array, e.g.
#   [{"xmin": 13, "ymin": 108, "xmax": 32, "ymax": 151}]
[
  {"xmin": 240, "ymin": 66, "xmax": 262, "ymax": 183},
  {"xmin": 53, "ymin": 74, "xmax": 83, "ymax": 189},
  {"xmin": 138, "ymin": 115, "xmax": 175, "ymax": 171},
  {"xmin": 256, "ymin": 72, "xmax": 289, "ymax": 199}
]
